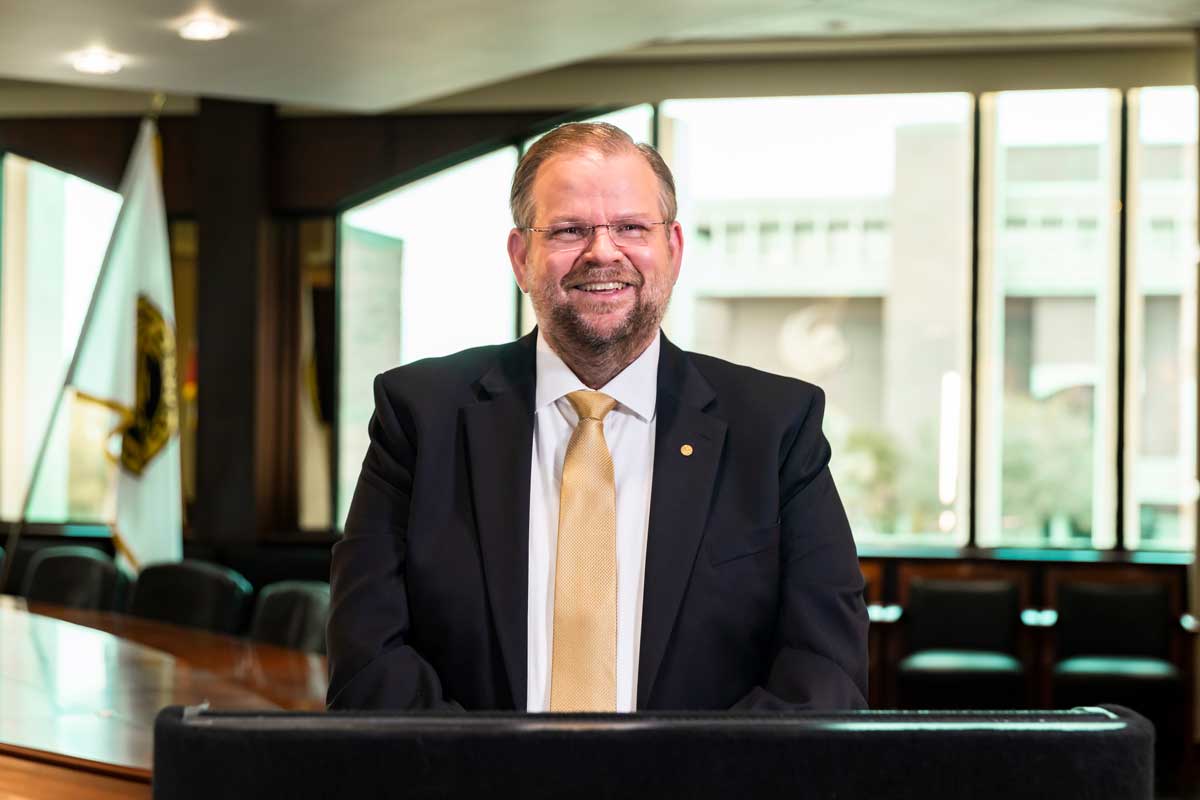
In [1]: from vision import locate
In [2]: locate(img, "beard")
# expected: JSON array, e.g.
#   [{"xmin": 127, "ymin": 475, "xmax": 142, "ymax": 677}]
[
  {"xmin": 547, "ymin": 287, "xmax": 661, "ymax": 351},
  {"xmin": 529, "ymin": 264, "xmax": 673, "ymax": 382},
  {"xmin": 536, "ymin": 273, "xmax": 670, "ymax": 351}
]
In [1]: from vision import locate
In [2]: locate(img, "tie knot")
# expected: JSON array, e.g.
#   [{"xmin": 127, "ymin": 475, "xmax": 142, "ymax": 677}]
[{"xmin": 566, "ymin": 390, "xmax": 616, "ymax": 422}]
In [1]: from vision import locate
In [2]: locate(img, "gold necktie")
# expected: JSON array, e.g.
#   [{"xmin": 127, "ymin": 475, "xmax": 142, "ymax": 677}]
[{"xmin": 550, "ymin": 390, "xmax": 618, "ymax": 712}]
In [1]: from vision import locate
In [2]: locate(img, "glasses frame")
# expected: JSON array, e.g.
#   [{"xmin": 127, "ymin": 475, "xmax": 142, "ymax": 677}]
[{"xmin": 521, "ymin": 220, "xmax": 672, "ymax": 247}]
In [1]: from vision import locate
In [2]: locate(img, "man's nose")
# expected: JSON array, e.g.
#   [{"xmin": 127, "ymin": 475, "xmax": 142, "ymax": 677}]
[{"xmin": 581, "ymin": 225, "xmax": 622, "ymax": 262}]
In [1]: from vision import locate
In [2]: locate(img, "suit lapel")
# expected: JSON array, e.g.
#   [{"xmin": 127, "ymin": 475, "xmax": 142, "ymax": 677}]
[
  {"xmin": 462, "ymin": 331, "xmax": 537, "ymax": 710},
  {"xmin": 637, "ymin": 337, "xmax": 727, "ymax": 708}
]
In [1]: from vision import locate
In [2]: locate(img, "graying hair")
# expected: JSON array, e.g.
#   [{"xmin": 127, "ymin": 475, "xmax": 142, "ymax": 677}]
[{"xmin": 509, "ymin": 121, "xmax": 677, "ymax": 230}]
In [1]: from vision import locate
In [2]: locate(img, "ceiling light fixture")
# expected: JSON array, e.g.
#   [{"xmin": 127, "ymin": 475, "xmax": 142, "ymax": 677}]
[
  {"xmin": 72, "ymin": 47, "xmax": 123, "ymax": 75},
  {"xmin": 179, "ymin": 13, "xmax": 233, "ymax": 41}
]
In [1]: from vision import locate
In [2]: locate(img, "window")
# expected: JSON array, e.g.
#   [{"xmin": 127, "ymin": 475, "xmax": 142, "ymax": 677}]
[
  {"xmin": 337, "ymin": 147, "xmax": 519, "ymax": 527},
  {"xmin": 1125, "ymin": 85, "xmax": 1198, "ymax": 551},
  {"xmin": 725, "ymin": 222, "xmax": 746, "ymax": 259},
  {"xmin": 0, "ymin": 154, "xmax": 122, "ymax": 523},
  {"xmin": 332, "ymin": 90, "xmax": 1197, "ymax": 554},
  {"xmin": 977, "ymin": 89, "xmax": 1120, "ymax": 548},
  {"xmin": 659, "ymin": 94, "xmax": 973, "ymax": 546},
  {"xmin": 760, "ymin": 221, "xmax": 784, "ymax": 265}
]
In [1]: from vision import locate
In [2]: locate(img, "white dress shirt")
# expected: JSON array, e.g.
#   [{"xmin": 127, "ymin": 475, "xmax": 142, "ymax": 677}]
[{"xmin": 526, "ymin": 330, "xmax": 659, "ymax": 712}]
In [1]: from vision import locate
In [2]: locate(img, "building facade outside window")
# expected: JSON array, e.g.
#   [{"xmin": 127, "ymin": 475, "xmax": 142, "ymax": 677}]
[
  {"xmin": 659, "ymin": 95, "xmax": 973, "ymax": 547},
  {"xmin": 1126, "ymin": 85, "xmax": 1199, "ymax": 551},
  {"xmin": 977, "ymin": 89, "xmax": 1122, "ymax": 550}
]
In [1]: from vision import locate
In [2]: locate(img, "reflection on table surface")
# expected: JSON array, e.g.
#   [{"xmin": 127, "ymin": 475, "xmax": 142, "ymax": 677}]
[{"xmin": 0, "ymin": 595, "xmax": 328, "ymax": 785}]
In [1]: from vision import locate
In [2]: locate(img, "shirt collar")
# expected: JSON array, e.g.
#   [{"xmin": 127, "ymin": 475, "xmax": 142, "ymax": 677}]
[{"xmin": 535, "ymin": 329, "xmax": 659, "ymax": 423}]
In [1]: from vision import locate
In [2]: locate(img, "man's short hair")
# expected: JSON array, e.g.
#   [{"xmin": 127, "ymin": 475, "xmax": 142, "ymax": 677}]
[{"xmin": 509, "ymin": 121, "xmax": 678, "ymax": 230}]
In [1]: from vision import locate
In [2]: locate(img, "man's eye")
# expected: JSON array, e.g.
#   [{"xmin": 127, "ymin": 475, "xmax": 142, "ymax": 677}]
[
  {"xmin": 550, "ymin": 226, "xmax": 586, "ymax": 239},
  {"xmin": 616, "ymin": 223, "xmax": 648, "ymax": 234}
]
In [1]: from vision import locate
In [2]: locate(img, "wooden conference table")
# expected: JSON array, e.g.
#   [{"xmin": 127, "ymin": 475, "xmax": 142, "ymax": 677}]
[{"xmin": 0, "ymin": 595, "xmax": 328, "ymax": 798}]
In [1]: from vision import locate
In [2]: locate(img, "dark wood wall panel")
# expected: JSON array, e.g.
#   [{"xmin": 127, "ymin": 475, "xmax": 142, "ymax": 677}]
[
  {"xmin": 158, "ymin": 116, "xmax": 194, "ymax": 217},
  {"xmin": 0, "ymin": 116, "xmax": 195, "ymax": 216},
  {"xmin": 0, "ymin": 117, "xmax": 139, "ymax": 192},
  {"xmin": 194, "ymin": 99, "xmax": 273, "ymax": 541},
  {"xmin": 258, "ymin": 220, "xmax": 302, "ymax": 533}
]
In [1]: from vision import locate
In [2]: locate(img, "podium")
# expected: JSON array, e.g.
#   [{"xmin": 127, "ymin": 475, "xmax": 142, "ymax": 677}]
[{"xmin": 154, "ymin": 705, "xmax": 1152, "ymax": 799}]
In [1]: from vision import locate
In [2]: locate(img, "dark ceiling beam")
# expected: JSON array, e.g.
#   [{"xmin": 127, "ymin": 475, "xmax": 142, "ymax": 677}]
[
  {"xmin": 2, "ymin": 109, "xmax": 564, "ymax": 216},
  {"xmin": 269, "ymin": 111, "xmax": 559, "ymax": 214}
]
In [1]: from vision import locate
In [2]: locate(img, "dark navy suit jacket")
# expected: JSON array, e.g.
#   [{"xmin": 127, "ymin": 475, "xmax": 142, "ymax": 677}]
[{"xmin": 327, "ymin": 330, "xmax": 868, "ymax": 711}]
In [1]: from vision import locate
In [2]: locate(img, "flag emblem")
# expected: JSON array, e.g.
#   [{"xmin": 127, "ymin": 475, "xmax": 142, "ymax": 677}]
[{"xmin": 122, "ymin": 295, "xmax": 178, "ymax": 476}]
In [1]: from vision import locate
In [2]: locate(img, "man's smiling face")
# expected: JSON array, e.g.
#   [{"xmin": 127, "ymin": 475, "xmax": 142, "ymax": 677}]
[{"xmin": 508, "ymin": 148, "xmax": 683, "ymax": 355}]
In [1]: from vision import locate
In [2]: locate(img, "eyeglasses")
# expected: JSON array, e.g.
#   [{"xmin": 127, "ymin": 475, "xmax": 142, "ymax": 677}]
[{"xmin": 523, "ymin": 220, "xmax": 670, "ymax": 248}]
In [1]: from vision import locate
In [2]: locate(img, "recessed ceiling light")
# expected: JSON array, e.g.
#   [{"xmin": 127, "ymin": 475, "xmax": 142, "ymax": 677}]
[
  {"xmin": 179, "ymin": 13, "xmax": 233, "ymax": 41},
  {"xmin": 72, "ymin": 47, "xmax": 123, "ymax": 75}
]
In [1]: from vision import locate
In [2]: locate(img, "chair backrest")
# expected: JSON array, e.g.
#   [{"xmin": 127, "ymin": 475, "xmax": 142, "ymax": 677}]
[
  {"xmin": 153, "ymin": 706, "xmax": 1156, "ymax": 800},
  {"xmin": 1056, "ymin": 581, "xmax": 1170, "ymax": 659},
  {"xmin": 250, "ymin": 580, "xmax": 330, "ymax": 654},
  {"xmin": 21, "ymin": 545, "xmax": 120, "ymax": 610},
  {"xmin": 129, "ymin": 560, "xmax": 253, "ymax": 635},
  {"xmin": 906, "ymin": 579, "xmax": 1019, "ymax": 654}
]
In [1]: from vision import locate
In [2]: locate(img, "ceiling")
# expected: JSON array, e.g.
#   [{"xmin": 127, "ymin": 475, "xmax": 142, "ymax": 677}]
[
  {"xmin": 658, "ymin": 0, "xmax": 1200, "ymax": 41},
  {"xmin": 0, "ymin": 0, "xmax": 1195, "ymax": 113}
]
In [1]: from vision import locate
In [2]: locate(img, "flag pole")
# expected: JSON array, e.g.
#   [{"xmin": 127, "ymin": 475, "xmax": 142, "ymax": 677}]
[
  {"xmin": 149, "ymin": 92, "xmax": 166, "ymax": 121},
  {"xmin": 110, "ymin": 525, "xmax": 142, "ymax": 573},
  {"xmin": 0, "ymin": 116, "xmax": 158, "ymax": 593}
]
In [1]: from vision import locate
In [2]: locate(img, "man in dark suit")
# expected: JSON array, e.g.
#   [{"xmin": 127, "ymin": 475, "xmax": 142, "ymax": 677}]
[{"xmin": 327, "ymin": 122, "xmax": 868, "ymax": 712}]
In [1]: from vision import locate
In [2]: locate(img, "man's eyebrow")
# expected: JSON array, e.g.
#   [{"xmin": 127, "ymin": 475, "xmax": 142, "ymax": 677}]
[{"xmin": 542, "ymin": 212, "xmax": 657, "ymax": 224}]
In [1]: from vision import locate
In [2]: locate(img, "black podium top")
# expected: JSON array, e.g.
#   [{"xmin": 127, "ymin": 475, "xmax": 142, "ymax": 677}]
[{"xmin": 155, "ymin": 705, "xmax": 1153, "ymax": 799}]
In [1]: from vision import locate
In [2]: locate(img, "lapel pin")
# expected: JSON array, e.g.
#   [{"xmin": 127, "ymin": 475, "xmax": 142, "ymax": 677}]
[{"xmin": 680, "ymin": 444, "xmax": 694, "ymax": 457}]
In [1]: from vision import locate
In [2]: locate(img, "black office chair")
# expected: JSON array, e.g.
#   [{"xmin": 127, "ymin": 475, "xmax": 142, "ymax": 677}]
[
  {"xmin": 129, "ymin": 560, "xmax": 253, "ymax": 634},
  {"xmin": 1052, "ymin": 581, "xmax": 1184, "ymax": 712},
  {"xmin": 896, "ymin": 579, "xmax": 1027, "ymax": 709},
  {"xmin": 250, "ymin": 580, "xmax": 330, "ymax": 654},
  {"xmin": 20, "ymin": 545, "xmax": 121, "ymax": 610}
]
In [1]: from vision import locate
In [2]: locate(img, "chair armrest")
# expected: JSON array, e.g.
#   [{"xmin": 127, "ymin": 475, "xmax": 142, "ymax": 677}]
[
  {"xmin": 1021, "ymin": 608, "xmax": 1057, "ymax": 628},
  {"xmin": 868, "ymin": 603, "xmax": 902, "ymax": 624}
]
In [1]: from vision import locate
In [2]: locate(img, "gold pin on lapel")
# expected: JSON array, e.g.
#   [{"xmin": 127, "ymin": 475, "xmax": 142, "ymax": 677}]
[{"xmin": 680, "ymin": 444, "xmax": 694, "ymax": 457}]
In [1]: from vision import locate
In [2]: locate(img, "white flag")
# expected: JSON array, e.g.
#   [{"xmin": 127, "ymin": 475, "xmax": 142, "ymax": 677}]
[{"xmin": 64, "ymin": 118, "xmax": 182, "ymax": 572}]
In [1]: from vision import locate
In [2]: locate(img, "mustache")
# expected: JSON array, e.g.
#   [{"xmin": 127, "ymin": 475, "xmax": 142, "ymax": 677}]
[{"xmin": 561, "ymin": 267, "xmax": 644, "ymax": 290}]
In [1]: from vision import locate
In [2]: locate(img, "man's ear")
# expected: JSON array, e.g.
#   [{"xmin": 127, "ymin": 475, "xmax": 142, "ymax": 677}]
[
  {"xmin": 507, "ymin": 228, "xmax": 529, "ymax": 291},
  {"xmin": 666, "ymin": 220, "xmax": 684, "ymax": 284}
]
